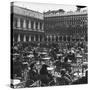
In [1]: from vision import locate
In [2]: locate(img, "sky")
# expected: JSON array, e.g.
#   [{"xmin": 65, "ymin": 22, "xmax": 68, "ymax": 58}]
[
  {"xmin": 13, "ymin": 1, "xmax": 77, "ymax": 13},
  {"xmin": 13, "ymin": 1, "xmax": 87, "ymax": 13}
]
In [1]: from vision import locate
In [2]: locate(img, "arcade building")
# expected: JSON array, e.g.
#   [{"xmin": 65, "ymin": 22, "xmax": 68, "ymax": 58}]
[
  {"xmin": 44, "ymin": 6, "xmax": 88, "ymax": 43},
  {"xmin": 11, "ymin": 5, "xmax": 44, "ymax": 43},
  {"xmin": 11, "ymin": 5, "xmax": 88, "ymax": 43}
]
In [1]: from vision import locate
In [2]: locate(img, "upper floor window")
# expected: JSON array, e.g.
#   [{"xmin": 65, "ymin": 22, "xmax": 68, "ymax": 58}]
[
  {"xmin": 26, "ymin": 20, "xmax": 29, "ymax": 29},
  {"xmin": 14, "ymin": 17, "xmax": 18, "ymax": 28},
  {"xmin": 40, "ymin": 23, "xmax": 42, "ymax": 30},
  {"xmin": 36, "ymin": 22, "xmax": 38, "ymax": 29},
  {"xmin": 31, "ymin": 21, "xmax": 34, "ymax": 29},
  {"xmin": 20, "ymin": 18, "xmax": 24, "ymax": 28}
]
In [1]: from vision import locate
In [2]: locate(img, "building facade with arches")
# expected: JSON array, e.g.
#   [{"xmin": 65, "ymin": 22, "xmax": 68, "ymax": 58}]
[{"xmin": 11, "ymin": 5, "xmax": 44, "ymax": 43}]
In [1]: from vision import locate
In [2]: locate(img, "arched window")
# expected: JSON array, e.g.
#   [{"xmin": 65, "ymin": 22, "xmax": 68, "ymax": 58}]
[
  {"xmin": 67, "ymin": 36, "xmax": 70, "ymax": 41},
  {"xmin": 20, "ymin": 18, "xmax": 24, "ymax": 28},
  {"xmin": 63, "ymin": 36, "xmax": 66, "ymax": 41},
  {"xmin": 36, "ymin": 35, "xmax": 38, "ymax": 41},
  {"xmin": 36, "ymin": 22, "xmax": 38, "ymax": 29},
  {"xmin": 48, "ymin": 36, "xmax": 50, "ymax": 42},
  {"xmin": 31, "ymin": 35, "xmax": 34, "ymax": 41},
  {"xmin": 26, "ymin": 35, "xmax": 29, "ymax": 42},
  {"xmin": 14, "ymin": 17, "xmax": 18, "ymax": 28},
  {"xmin": 56, "ymin": 36, "xmax": 58, "ymax": 42},
  {"xmin": 52, "ymin": 35, "xmax": 54, "ymax": 42},
  {"xmin": 59, "ymin": 36, "xmax": 62, "ymax": 41},
  {"xmin": 40, "ymin": 22, "xmax": 42, "ymax": 30},
  {"xmin": 14, "ymin": 33, "xmax": 18, "ymax": 42},
  {"xmin": 20, "ymin": 34, "xmax": 24, "ymax": 42},
  {"xmin": 26, "ymin": 20, "xmax": 29, "ymax": 29},
  {"xmin": 85, "ymin": 36, "xmax": 88, "ymax": 41},
  {"xmin": 31, "ymin": 21, "xmax": 34, "ymax": 29}
]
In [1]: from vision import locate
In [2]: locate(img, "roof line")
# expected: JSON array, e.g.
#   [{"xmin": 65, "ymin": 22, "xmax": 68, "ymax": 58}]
[{"xmin": 12, "ymin": 5, "xmax": 43, "ymax": 14}]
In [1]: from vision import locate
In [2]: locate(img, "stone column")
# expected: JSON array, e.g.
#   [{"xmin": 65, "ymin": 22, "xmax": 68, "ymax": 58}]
[
  {"xmin": 66, "ymin": 35, "xmax": 67, "ymax": 42},
  {"xmin": 42, "ymin": 36, "xmax": 44, "ymax": 42},
  {"xmin": 38, "ymin": 22, "xmax": 40, "ymax": 31},
  {"xmin": 62, "ymin": 36, "xmax": 63, "ymax": 42},
  {"xmin": 42, "ymin": 23, "xmax": 44, "ymax": 31},
  {"xmin": 34, "ymin": 35, "xmax": 36, "ymax": 42},
  {"xmin": 17, "ymin": 18, "xmax": 20, "ymax": 28},
  {"xmin": 23, "ymin": 35, "xmax": 26, "ymax": 42},
  {"xmin": 74, "ymin": 36, "xmax": 76, "ymax": 42},
  {"xmin": 13, "ymin": 20, "xmax": 15, "ymax": 28},
  {"xmin": 50, "ymin": 35, "xmax": 52, "ymax": 42},
  {"xmin": 58, "ymin": 35, "xmax": 60, "ymax": 42},
  {"xmin": 34, "ymin": 21, "xmax": 36, "ymax": 31},
  {"xmin": 13, "ymin": 36, "xmax": 14, "ymax": 42},
  {"xmin": 38, "ymin": 35, "xmax": 40, "ymax": 42},
  {"xmin": 47, "ymin": 35, "xmax": 48, "ymax": 42},
  {"xmin": 29, "ymin": 20, "xmax": 31, "ymax": 29},
  {"xmin": 23, "ymin": 20, "xmax": 26, "ymax": 29},
  {"xmin": 70, "ymin": 35, "xmax": 72, "ymax": 42},
  {"xmin": 18, "ymin": 34, "xmax": 20, "ymax": 42},
  {"xmin": 84, "ymin": 35, "xmax": 85, "ymax": 42},
  {"xmin": 54, "ymin": 35, "xmax": 56, "ymax": 42},
  {"xmin": 29, "ymin": 35, "xmax": 31, "ymax": 42}
]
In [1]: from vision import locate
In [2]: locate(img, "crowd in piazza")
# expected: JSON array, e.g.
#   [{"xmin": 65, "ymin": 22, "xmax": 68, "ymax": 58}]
[{"xmin": 11, "ymin": 4, "xmax": 88, "ymax": 88}]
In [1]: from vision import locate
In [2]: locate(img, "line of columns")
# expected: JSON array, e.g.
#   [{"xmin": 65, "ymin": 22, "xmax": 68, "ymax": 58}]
[
  {"xmin": 15, "ymin": 34, "xmax": 86, "ymax": 42},
  {"xmin": 15, "ymin": 18, "xmax": 44, "ymax": 31},
  {"xmin": 16, "ymin": 34, "xmax": 43, "ymax": 42},
  {"xmin": 46, "ymin": 35, "xmax": 73, "ymax": 42},
  {"xmin": 46, "ymin": 35, "xmax": 85, "ymax": 42},
  {"xmin": 17, "ymin": 18, "xmax": 20, "ymax": 28}
]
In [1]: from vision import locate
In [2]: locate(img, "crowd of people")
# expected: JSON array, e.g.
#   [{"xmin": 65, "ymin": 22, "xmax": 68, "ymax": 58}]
[{"xmin": 11, "ymin": 41, "xmax": 88, "ymax": 88}]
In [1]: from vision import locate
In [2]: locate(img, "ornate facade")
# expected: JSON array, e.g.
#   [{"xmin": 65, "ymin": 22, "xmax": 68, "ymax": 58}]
[
  {"xmin": 11, "ymin": 6, "xmax": 44, "ymax": 43},
  {"xmin": 44, "ymin": 9, "xmax": 88, "ymax": 42},
  {"xmin": 11, "ymin": 5, "xmax": 88, "ymax": 43}
]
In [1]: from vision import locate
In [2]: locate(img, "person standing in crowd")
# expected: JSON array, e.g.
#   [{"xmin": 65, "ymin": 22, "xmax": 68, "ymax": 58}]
[
  {"xmin": 56, "ymin": 69, "xmax": 72, "ymax": 85},
  {"xmin": 25, "ymin": 62, "xmax": 39, "ymax": 87},
  {"xmin": 72, "ymin": 70, "xmax": 88, "ymax": 84},
  {"xmin": 39, "ymin": 64, "xmax": 54, "ymax": 86}
]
